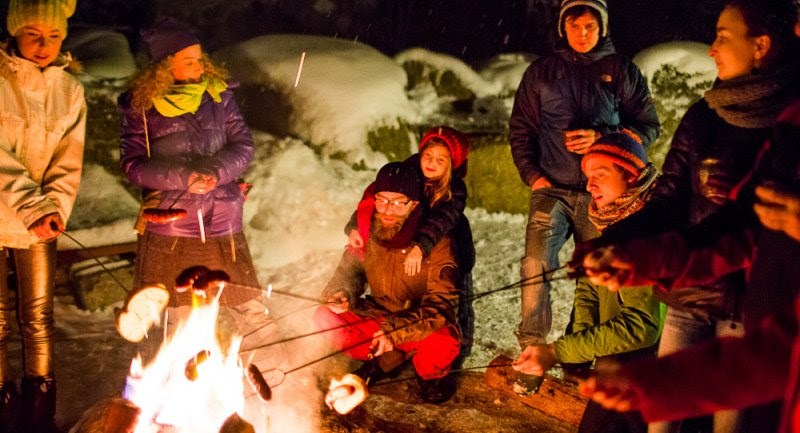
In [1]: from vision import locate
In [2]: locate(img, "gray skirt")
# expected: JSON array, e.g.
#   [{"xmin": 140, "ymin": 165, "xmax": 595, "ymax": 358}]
[{"xmin": 133, "ymin": 231, "xmax": 261, "ymax": 307}]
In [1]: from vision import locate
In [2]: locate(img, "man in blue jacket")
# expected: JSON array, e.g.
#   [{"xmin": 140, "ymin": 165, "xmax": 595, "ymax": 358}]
[{"xmin": 508, "ymin": 0, "xmax": 659, "ymax": 390}]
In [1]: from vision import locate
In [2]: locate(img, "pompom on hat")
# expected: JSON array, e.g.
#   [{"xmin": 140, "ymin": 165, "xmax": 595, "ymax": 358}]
[
  {"xmin": 557, "ymin": 0, "xmax": 609, "ymax": 38},
  {"xmin": 419, "ymin": 126, "xmax": 470, "ymax": 178},
  {"xmin": 581, "ymin": 131, "xmax": 648, "ymax": 178},
  {"xmin": 6, "ymin": 0, "xmax": 76, "ymax": 37},
  {"xmin": 373, "ymin": 161, "xmax": 424, "ymax": 202},
  {"xmin": 140, "ymin": 16, "xmax": 201, "ymax": 62}
]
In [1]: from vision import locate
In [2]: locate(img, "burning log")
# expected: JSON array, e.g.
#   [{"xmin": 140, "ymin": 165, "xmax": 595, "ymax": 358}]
[
  {"xmin": 115, "ymin": 284, "xmax": 170, "ymax": 342},
  {"xmin": 218, "ymin": 413, "xmax": 255, "ymax": 433},
  {"xmin": 324, "ymin": 373, "xmax": 368, "ymax": 415},
  {"xmin": 246, "ymin": 363, "xmax": 272, "ymax": 401},
  {"xmin": 68, "ymin": 397, "xmax": 140, "ymax": 433}
]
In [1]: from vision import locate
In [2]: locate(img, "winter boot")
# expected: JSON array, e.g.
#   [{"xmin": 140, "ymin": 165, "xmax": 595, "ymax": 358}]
[
  {"xmin": 19, "ymin": 375, "xmax": 62, "ymax": 433},
  {"xmin": 0, "ymin": 382, "xmax": 19, "ymax": 433}
]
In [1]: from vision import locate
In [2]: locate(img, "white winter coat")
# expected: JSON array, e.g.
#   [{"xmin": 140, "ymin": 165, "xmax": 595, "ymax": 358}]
[{"xmin": 0, "ymin": 46, "xmax": 86, "ymax": 249}]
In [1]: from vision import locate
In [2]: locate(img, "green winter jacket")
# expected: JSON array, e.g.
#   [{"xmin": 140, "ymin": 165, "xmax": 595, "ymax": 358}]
[{"xmin": 553, "ymin": 277, "xmax": 662, "ymax": 364}]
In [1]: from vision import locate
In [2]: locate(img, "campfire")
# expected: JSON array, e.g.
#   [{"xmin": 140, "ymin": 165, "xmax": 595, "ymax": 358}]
[{"xmin": 122, "ymin": 300, "xmax": 251, "ymax": 432}]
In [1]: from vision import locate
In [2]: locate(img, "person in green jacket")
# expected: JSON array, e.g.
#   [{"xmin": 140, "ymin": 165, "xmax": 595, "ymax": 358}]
[{"xmin": 513, "ymin": 132, "xmax": 662, "ymax": 433}]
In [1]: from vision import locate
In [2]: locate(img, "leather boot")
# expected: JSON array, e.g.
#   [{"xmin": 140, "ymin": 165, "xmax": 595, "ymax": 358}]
[
  {"xmin": 20, "ymin": 375, "xmax": 61, "ymax": 433},
  {"xmin": 0, "ymin": 382, "xmax": 19, "ymax": 433}
]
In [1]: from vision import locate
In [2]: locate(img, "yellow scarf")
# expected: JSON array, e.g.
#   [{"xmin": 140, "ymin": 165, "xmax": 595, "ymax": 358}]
[{"xmin": 152, "ymin": 77, "xmax": 228, "ymax": 117}]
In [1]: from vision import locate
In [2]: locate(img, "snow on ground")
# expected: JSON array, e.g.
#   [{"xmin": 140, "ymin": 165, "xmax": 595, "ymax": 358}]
[
  {"xmin": 633, "ymin": 41, "xmax": 716, "ymax": 86},
  {"xmin": 47, "ymin": 36, "xmax": 711, "ymax": 431}
]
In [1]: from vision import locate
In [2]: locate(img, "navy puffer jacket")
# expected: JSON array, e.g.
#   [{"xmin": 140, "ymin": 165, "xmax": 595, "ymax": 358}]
[
  {"xmin": 119, "ymin": 85, "xmax": 254, "ymax": 238},
  {"xmin": 509, "ymin": 37, "xmax": 659, "ymax": 188}
]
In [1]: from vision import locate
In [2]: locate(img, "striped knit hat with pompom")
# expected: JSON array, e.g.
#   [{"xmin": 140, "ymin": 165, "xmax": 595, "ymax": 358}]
[{"xmin": 581, "ymin": 131, "xmax": 647, "ymax": 177}]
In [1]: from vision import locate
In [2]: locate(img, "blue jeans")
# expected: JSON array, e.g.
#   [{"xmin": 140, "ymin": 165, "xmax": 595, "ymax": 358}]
[
  {"xmin": 517, "ymin": 186, "xmax": 598, "ymax": 346},
  {"xmin": 648, "ymin": 307, "xmax": 745, "ymax": 433}
]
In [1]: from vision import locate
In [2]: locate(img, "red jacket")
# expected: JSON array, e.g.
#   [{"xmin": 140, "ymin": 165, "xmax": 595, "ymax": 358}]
[{"xmin": 621, "ymin": 297, "xmax": 798, "ymax": 433}]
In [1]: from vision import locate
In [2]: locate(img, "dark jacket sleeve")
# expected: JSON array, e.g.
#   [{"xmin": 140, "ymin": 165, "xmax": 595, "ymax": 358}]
[
  {"xmin": 508, "ymin": 63, "xmax": 544, "ymax": 186},
  {"xmin": 198, "ymin": 90, "xmax": 254, "ymax": 186},
  {"xmin": 118, "ymin": 93, "xmax": 193, "ymax": 191},
  {"xmin": 619, "ymin": 207, "xmax": 758, "ymax": 290},
  {"xmin": 623, "ymin": 305, "xmax": 795, "ymax": 422},
  {"xmin": 414, "ymin": 177, "xmax": 467, "ymax": 256},
  {"xmin": 614, "ymin": 60, "xmax": 660, "ymax": 149}
]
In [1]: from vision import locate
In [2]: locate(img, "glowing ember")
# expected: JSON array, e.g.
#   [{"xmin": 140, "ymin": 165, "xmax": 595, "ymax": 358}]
[{"xmin": 124, "ymin": 301, "xmax": 251, "ymax": 433}]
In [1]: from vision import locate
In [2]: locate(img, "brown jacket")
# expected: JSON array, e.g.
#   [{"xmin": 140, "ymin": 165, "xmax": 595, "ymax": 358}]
[{"xmin": 324, "ymin": 236, "xmax": 460, "ymax": 346}]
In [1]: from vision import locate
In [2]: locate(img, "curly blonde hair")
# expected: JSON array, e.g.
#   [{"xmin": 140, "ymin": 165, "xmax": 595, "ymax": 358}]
[{"xmin": 129, "ymin": 52, "xmax": 230, "ymax": 113}]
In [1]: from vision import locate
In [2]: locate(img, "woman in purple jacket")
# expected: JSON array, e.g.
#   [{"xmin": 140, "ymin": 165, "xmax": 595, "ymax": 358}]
[{"xmin": 118, "ymin": 18, "xmax": 261, "ymax": 329}]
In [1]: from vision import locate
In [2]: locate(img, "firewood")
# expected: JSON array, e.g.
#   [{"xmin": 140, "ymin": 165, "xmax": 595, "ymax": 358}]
[{"xmin": 484, "ymin": 354, "xmax": 588, "ymax": 426}]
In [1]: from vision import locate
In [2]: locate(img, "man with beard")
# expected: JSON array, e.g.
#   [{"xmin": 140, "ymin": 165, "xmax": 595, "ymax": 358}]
[{"xmin": 315, "ymin": 162, "xmax": 461, "ymax": 404}]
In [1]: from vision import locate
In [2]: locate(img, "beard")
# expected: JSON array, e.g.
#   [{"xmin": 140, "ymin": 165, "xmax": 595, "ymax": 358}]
[{"xmin": 372, "ymin": 213, "xmax": 409, "ymax": 241}]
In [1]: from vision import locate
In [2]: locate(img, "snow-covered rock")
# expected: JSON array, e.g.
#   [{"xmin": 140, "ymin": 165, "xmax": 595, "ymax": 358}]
[
  {"xmin": 214, "ymin": 34, "xmax": 417, "ymax": 168},
  {"xmin": 634, "ymin": 41, "xmax": 716, "ymax": 86},
  {"xmin": 64, "ymin": 29, "xmax": 137, "ymax": 82}
]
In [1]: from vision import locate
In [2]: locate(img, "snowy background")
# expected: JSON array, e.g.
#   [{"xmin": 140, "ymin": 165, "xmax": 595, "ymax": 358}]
[{"xmin": 29, "ymin": 32, "xmax": 717, "ymax": 432}]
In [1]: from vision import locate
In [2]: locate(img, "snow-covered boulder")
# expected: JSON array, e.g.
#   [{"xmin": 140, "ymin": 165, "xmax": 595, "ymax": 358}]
[
  {"xmin": 214, "ymin": 35, "xmax": 417, "ymax": 169},
  {"xmin": 64, "ymin": 29, "xmax": 137, "ymax": 82}
]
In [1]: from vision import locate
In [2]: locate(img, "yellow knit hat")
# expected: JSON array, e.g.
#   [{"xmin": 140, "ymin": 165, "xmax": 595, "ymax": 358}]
[{"xmin": 6, "ymin": 0, "xmax": 77, "ymax": 37}]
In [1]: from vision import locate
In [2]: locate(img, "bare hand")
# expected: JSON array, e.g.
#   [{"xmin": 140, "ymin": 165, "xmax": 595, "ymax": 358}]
[
  {"xmin": 754, "ymin": 184, "xmax": 800, "ymax": 242},
  {"xmin": 564, "ymin": 129, "xmax": 600, "ymax": 155},
  {"xmin": 512, "ymin": 344, "xmax": 556, "ymax": 377},
  {"xmin": 370, "ymin": 330, "xmax": 394, "ymax": 357},
  {"xmin": 348, "ymin": 230, "xmax": 364, "ymax": 249},
  {"xmin": 531, "ymin": 176, "xmax": 552, "ymax": 191},
  {"xmin": 403, "ymin": 245, "xmax": 423, "ymax": 276},
  {"xmin": 187, "ymin": 172, "xmax": 218, "ymax": 195},
  {"xmin": 578, "ymin": 362, "xmax": 639, "ymax": 412},
  {"xmin": 325, "ymin": 290, "xmax": 350, "ymax": 314},
  {"xmin": 582, "ymin": 246, "xmax": 632, "ymax": 292},
  {"xmin": 29, "ymin": 213, "xmax": 64, "ymax": 240}
]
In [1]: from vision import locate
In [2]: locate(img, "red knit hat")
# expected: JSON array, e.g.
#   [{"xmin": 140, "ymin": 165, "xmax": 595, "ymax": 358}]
[
  {"xmin": 581, "ymin": 132, "xmax": 648, "ymax": 177},
  {"xmin": 419, "ymin": 126, "xmax": 470, "ymax": 177}
]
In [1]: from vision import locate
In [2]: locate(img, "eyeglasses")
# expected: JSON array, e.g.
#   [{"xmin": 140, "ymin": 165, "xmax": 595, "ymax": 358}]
[{"xmin": 374, "ymin": 196, "xmax": 412, "ymax": 211}]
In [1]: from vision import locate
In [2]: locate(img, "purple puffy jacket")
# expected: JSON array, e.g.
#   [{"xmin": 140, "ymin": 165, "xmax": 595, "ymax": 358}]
[{"xmin": 118, "ymin": 85, "xmax": 254, "ymax": 238}]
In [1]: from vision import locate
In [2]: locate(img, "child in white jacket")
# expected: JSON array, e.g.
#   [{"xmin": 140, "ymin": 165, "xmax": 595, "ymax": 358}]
[{"xmin": 0, "ymin": 0, "xmax": 86, "ymax": 431}]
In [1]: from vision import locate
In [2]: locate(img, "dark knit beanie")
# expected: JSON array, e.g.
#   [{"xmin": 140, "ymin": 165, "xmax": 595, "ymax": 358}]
[
  {"xmin": 141, "ymin": 17, "xmax": 201, "ymax": 62},
  {"xmin": 581, "ymin": 132, "xmax": 647, "ymax": 177},
  {"xmin": 419, "ymin": 125, "xmax": 470, "ymax": 177},
  {"xmin": 558, "ymin": 0, "xmax": 609, "ymax": 38},
  {"xmin": 373, "ymin": 161, "xmax": 424, "ymax": 201}
]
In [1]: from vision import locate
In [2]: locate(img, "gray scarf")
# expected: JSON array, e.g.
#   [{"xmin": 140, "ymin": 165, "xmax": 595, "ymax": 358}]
[{"xmin": 704, "ymin": 62, "xmax": 799, "ymax": 129}]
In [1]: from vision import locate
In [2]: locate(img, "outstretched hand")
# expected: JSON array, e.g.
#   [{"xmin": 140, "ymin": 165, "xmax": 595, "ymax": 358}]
[
  {"xmin": 754, "ymin": 184, "xmax": 800, "ymax": 242},
  {"xmin": 324, "ymin": 290, "xmax": 351, "ymax": 314},
  {"xmin": 578, "ymin": 361, "xmax": 640, "ymax": 412},
  {"xmin": 370, "ymin": 330, "xmax": 394, "ymax": 357},
  {"xmin": 582, "ymin": 245, "xmax": 633, "ymax": 292},
  {"xmin": 29, "ymin": 213, "xmax": 64, "ymax": 240},
  {"xmin": 512, "ymin": 343, "xmax": 556, "ymax": 377}
]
